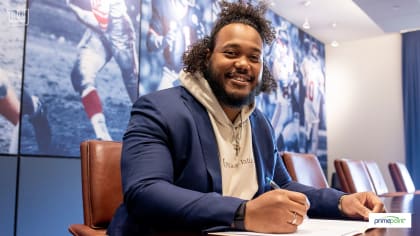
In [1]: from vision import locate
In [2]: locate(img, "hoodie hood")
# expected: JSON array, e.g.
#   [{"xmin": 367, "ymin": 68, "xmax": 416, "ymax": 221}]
[{"xmin": 179, "ymin": 70, "xmax": 255, "ymax": 126}]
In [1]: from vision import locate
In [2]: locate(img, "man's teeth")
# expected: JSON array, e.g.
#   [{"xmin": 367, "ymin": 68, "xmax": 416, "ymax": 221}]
[{"xmin": 234, "ymin": 77, "xmax": 247, "ymax": 82}]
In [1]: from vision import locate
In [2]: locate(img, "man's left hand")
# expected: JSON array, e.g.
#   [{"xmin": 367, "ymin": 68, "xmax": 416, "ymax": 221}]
[{"xmin": 339, "ymin": 192, "xmax": 385, "ymax": 220}]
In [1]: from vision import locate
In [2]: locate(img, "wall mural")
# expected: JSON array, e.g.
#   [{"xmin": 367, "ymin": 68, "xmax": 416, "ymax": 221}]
[
  {"xmin": 1, "ymin": 0, "xmax": 326, "ymax": 172},
  {"xmin": 139, "ymin": 0, "xmax": 213, "ymax": 95},
  {"xmin": 20, "ymin": 0, "xmax": 139, "ymax": 156},
  {"xmin": 0, "ymin": 0, "xmax": 26, "ymax": 155},
  {"xmin": 261, "ymin": 8, "xmax": 327, "ymax": 170}
]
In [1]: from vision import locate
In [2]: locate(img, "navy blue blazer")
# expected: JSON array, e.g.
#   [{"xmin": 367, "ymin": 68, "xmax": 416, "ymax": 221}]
[{"xmin": 107, "ymin": 86, "xmax": 344, "ymax": 235}]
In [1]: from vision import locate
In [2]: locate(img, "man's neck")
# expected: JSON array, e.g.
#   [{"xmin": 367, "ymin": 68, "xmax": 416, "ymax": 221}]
[{"xmin": 221, "ymin": 105, "xmax": 241, "ymax": 123}]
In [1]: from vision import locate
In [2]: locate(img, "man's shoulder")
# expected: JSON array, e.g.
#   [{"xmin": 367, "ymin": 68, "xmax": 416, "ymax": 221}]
[
  {"xmin": 250, "ymin": 107, "xmax": 274, "ymax": 133},
  {"xmin": 250, "ymin": 107, "xmax": 267, "ymax": 121}
]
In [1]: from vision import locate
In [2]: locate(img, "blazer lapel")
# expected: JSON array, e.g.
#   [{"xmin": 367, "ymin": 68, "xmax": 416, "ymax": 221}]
[
  {"xmin": 250, "ymin": 113, "xmax": 273, "ymax": 195},
  {"xmin": 181, "ymin": 89, "xmax": 222, "ymax": 193}
]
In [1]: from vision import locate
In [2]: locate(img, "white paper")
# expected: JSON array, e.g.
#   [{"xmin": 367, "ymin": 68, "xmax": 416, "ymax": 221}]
[{"xmin": 208, "ymin": 218, "xmax": 370, "ymax": 236}]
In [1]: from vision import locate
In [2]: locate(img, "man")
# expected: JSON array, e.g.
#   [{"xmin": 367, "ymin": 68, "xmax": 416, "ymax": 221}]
[
  {"xmin": 66, "ymin": 0, "xmax": 139, "ymax": 140},
  {"xmin": 108, "ymin": 1, "xmax": 384, "ymax": 235},
  {"xmin": 300, "ymin": 40, "xmax": 326, "ymax": 154},
  {"xmin": 269, "ymin": 29, "xmax": 300, "ymax": 152}
]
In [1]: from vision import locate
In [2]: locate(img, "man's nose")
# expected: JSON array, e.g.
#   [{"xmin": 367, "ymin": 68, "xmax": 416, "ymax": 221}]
[{"xmin": 234, "ymin": 56, "xmax": 250, "ymax": 71}]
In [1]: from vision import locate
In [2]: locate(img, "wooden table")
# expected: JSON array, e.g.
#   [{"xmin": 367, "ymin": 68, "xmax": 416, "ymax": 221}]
[
  {"xmin": 155, "ymin": 193, "xmax": 420, "ymax": 236},
  {"xmin": 364, "ymin": 193, "xmax": 419, "ymax": 236}
]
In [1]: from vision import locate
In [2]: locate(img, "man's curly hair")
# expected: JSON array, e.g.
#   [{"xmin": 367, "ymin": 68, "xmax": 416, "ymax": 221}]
[{"xmin": 182, "ymin": 0, "xmax": 277, "ymax": 94}]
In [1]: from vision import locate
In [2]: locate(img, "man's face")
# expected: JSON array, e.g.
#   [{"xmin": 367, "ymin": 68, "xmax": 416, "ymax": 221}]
[{"xmin": 205, "ymin": 23, "xmax": 263, "ymax": 108}]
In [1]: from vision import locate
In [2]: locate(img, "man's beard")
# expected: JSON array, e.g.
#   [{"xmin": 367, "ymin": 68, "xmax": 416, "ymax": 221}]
[{"xmin": 204, "ymin": 65, "xmax": 259, "ymax": 108}]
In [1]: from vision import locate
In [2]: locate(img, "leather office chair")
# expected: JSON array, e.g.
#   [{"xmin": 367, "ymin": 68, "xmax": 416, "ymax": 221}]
[
  {"xmin": 363, "ymin": 160, "xmax": 390, "ymax": 195},
  {"xmin": 68, "ymin": 141, "xmax": 200, "ymax": 236},
  {"xmin": 334, "ymin": 159, "xmax": 376, "ymax": 193},
  {"xmin": 388, "ymin": 162, "xmax": 417, "ymax": 193},
  {"xmin": 68, "ymin": 140, "xmax": 123, "ymax": 236},
  {"xmin": 364, "ymin": 160, "xmax": 407, "ymax": 197},
  {"xmin": 282, "ymin": 152, "xmax": 329, "ymax": 188}
]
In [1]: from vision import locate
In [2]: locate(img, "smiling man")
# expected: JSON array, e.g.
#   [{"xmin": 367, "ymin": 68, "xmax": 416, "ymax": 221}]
[{"xmin": 107, "ymin": 1, "xmax": 384, "ymax": 235}]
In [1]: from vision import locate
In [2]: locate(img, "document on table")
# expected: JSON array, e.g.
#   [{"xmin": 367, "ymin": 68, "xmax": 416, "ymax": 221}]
[{"xmin": 208, "ymin": 218, "xmax": 371, "ymax": 236}]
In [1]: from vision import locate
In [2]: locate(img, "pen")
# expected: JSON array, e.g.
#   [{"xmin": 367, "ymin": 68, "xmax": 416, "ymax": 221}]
[
  {"xmin": 269, "ymin": 178, "xmax": 281, "ymax": 190},
  {"xmin": 267, "ymin": 177, "xmax": 311, "ymax": 216}
]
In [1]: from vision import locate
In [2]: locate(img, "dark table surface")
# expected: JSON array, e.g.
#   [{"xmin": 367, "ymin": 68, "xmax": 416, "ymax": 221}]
[
  {"xmin": 364, "ymin": 193, "xmax": 419, "ymax": 236},
  {"xmin": 156, "ymin": 193, "xmax": 420, "ymax": 236}
]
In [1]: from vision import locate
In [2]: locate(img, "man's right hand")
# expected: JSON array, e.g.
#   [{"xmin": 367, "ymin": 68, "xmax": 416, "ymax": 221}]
[{"xmin": 244, "ymin": 189, "xmax": 309, "ymax": 233}]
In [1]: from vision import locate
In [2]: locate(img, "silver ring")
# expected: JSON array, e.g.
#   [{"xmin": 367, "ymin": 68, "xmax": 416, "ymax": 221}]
[{"xmin": 291, "ymin": 211, "xmax": 297, "ymax": 225}]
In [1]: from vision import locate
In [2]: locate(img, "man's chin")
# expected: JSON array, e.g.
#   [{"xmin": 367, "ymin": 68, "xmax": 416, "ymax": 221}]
[{"xmin": 223, "ymin": 93, "xmax": 255, "ymax": 108}]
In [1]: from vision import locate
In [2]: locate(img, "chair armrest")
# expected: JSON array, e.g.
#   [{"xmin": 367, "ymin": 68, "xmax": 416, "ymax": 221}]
[{"xmin": 68, "ymin": 224, "xmax": 107, "ymax": 236}]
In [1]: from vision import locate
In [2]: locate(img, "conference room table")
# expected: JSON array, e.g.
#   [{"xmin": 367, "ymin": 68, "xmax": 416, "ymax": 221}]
[
  {"xmin": 157, "ymin": 193, "xmax": 419, "ymax": 236},
  {"xmin": 364, "ymin": 193, "xmax": 419, "ymax": 236}
]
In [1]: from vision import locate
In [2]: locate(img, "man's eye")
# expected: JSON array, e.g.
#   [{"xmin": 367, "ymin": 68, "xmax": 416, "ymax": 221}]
[
  {"xmin": 224, "ymin": 51, "xmax": 237, "ymax": 57},
  {"xmin": 250, "ymin": 55, "xmax": 261, "ymax": 62}
]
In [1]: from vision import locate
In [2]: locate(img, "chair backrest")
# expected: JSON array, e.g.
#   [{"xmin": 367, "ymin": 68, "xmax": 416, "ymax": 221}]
[
  {"xmin": 364, "ymin": 160, "xmax": 390, "ymax": 195},
  {"xmin": 80, "ymin": 140, "xmax": 123, "ymax": 229},
  {"xmin": 282, "ymin": 152, "xmax": 329, "ymax": 188},
  {"xmin": 388, "ymin": 162, "xmax": 416, "ymax": 193},
  {"xmin": 334, "ymin": 159, "xmax": 376, "ymax": 193}
]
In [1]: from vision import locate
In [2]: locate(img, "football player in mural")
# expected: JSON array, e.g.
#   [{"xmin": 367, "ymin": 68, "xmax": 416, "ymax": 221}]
[
  {"xmin": 269, "ymin": 29, "xmax": 301, "ymax": 152},
  {"xmin": 146, "ymin": 0, "xmax": 206, "ymax": 91},
  {"xmin": 66, "ymin": 0, "xmax": 139, "ymax": 141},
  {"xmin": 300, "ymin": 40, "xmax": 326, "ymax": 154},
  {"xmin": 0, "ymin": 70, "xmax": 51, "ymax": 153}
]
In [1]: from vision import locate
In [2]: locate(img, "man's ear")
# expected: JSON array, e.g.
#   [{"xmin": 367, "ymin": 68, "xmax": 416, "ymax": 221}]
[{"xmin": 205, "ymin": 48, "xmax": 211, "ymax": 64}]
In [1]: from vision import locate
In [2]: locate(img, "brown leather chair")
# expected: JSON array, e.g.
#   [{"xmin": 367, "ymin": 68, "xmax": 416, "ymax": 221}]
[
  {"xmin": 68, "ymin": 140, "xmax": 123, "ymax": 236},
  {"xmin": 388, "ymin": 162, "xmax": 417, "ymax": 193},
  {"xmin": 68, "ymin": 141, "xmax": 201, "ymax": 236},
  {"xmin": 334, "ymin": 159, "xmax": 376, "ymax": 193},
  {"xmin": 282, "ymin": 152, "xmax": 329, "ymax": 188}
]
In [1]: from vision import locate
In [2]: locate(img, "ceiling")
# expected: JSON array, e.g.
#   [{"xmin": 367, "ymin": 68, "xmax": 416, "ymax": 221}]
[{"xmin": 269, "ymin": 0, "xmax": 420, "ymax": 46}]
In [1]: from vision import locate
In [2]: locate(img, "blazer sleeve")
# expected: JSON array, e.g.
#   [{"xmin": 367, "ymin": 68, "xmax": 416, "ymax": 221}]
[
  {"xmin": 281, "ymin": 180, "xmax": 344, "ymax": 218},
  {"xmin": 121, "ymin": 94, "xmax": 243, "ymax": 230},
  {"xmin": 253, "ymin": 109, "xmax": 345, "ymax": 218}
]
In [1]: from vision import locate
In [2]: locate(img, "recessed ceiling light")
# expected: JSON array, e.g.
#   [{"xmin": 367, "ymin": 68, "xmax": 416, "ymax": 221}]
[
  {"xmin": 330, "ymin": 22, "xmax": 338, "ymax": 47},
  {"xmin": 302, "ymin": 18, "xmax": 310, "ymax": 29},
  {"xmin": 331, "ymin": 40, "xmax": 339, "ymax": 47},
  {"xmin": 302, "ymin": 0, "xmax": 311, "ymax": 7}
]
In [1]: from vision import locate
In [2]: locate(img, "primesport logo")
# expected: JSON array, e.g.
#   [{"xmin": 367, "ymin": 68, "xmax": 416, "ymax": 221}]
[{"xmin": 368, "ymin": 213, "xmax": 411, "ymax": 228}]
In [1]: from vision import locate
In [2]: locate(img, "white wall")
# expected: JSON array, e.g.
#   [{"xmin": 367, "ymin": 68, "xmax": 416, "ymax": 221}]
[{"xmin": 325, "ymin": 33, "xmax": 405, "ymax": 192}]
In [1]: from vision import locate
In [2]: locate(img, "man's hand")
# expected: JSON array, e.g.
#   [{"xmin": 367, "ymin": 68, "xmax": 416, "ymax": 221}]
[
  {"xmin": 244, "ymin": 189, "xmax": 309, "ymax": 233},
  {"xmin": 339, "ymin": 192, "xmax": 385, "ymax": 220}
]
